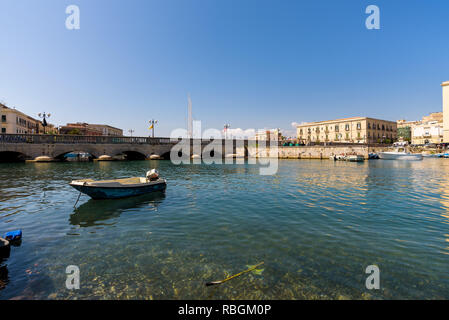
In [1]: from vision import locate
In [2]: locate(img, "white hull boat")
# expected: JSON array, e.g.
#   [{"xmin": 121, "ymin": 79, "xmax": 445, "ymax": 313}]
[{"xmin": 378, "ymin": 152, "xmax": 423, "ymax": 161}]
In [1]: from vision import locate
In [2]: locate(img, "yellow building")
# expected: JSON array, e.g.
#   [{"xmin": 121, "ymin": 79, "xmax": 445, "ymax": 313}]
[
  {"xmin": 255, "ymin": 129, "xmax": 281, "ymax": 141},
  {"xmin": 1, "ymin": 103, "xmax": 42, "ymax": 134},
  {"xmin": 89, "ymin": 124, "xmax": 123, "ymax": 136},
  {"xmin": 296, "ymin": 117, "xmax": 397, "ymax": 144},
  {"xmin": 411, "ymin": 112, "xmax": 444, "ymax": 145},
  {"xmin": 442, "ymin": 81, "xmax": 449, "ymax": 143}
]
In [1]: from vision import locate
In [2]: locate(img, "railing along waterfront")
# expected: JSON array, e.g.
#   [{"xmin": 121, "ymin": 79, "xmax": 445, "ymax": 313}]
[
  {"xmin": 0, "ymin": 134, "xmax": 248, "ymax": 145},
  {"xmin": 0, "ymin": 134, "xmax": 396, "ymax": 147},
  {"xmin": 0, "ymin": 134, "xmax": 174, "ymax": 145}
]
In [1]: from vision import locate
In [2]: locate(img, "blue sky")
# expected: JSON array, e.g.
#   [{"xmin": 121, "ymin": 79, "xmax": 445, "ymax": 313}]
[{"xmin": 1, "ymin": 0, "xmax": 449, "ymax": 137}]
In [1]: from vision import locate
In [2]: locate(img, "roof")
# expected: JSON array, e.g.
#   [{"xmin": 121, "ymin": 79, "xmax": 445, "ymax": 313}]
[
  {"xmin": 296, "ymin": 117, "xmax": 396, "ymax": 127},
  {"xmin": 0, "ymin": 103, "xmax": 41, "ymax": 122},
  {"xmin": 90, "ymin": 124, "xmax": 123, "ymax": 131}
]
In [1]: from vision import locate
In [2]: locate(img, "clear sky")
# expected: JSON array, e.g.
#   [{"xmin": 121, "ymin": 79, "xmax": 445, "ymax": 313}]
[{"xmin": 1, "ymin": 0, "xmax": 449, "ymax": 137}]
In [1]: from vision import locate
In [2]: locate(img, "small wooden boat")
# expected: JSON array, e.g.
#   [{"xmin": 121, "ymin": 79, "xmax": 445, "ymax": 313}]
[
  {"xmin": 69, "ymin": 170, "xmax": 166, "ymax": 200},
  {"xmin": 0, "ymin": 237, "xmax": 10, "ymax": 259}
]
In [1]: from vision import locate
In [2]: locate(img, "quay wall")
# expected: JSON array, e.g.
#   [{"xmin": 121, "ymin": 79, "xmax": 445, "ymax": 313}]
[{"xmin": 246, "ymin": 145, "xmax": 394, "ymax": 159}]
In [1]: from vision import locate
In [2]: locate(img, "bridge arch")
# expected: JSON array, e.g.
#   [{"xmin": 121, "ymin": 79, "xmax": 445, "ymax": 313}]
[
  {"xmin": 0, "ymin": 151, "xmax": 29, "ymax": 162},
  {"xmin": 54, "ymin": 150, "xmax": 99, "ymax": 161},
  {"xmin": 120, "ymin": 150, "xmax": 147, "ymax": 160}
]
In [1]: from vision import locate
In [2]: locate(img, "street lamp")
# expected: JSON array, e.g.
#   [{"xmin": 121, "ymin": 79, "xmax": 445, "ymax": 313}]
[
  {"xmin": 128, "ymin": 129, "xmax": 135, "ymax": 137},
  {"xmin": 224, "ymin": 123, "xmax": 231, "ymax": 140},
  {"xmin": 38, "ymin": 112, "xmax": 51, "ymax": 134},
  {"xmin": 149, "ymin": 119, "xmax": 158, "ymax": 138}
]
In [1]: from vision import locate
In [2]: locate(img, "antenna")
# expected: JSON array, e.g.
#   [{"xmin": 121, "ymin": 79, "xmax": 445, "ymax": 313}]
[{"xmin": 187, "ymin": 93, "xmax": 193, "ymax": 138}]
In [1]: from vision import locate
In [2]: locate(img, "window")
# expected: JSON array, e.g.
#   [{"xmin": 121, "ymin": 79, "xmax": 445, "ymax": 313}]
[
  {"xmin": 368, "ymin": 123, "xmax": 371, "ymax": 129},
  {"xmin": 316, "ymin": 127, "xmax": 320, "ymax": 132},
  {"xmin": 382, "ymin": 125, "xmax": 385, "ymax": 131},
  {"xmin": 357, "ymin": 122, "xmax": 361, "ymax": 130},
  {"xmin": 300, "ymin": 129, "xmax": 303, "ymax": 134},
  {"xmin": 1, "ymin": 115, "xmax": 6, "ymax": 122},
  {"xmin": 335, "ymin": 125, "xmax": 339, "ymax": 132},
  {"xmin": 345, "ymin": 124, "xmax": 350, "ymax": 131},
  {"xmin": 345, "ymin": 133, "xmax": 349, "ymax": 140},
  {"xmin": 1, "ymin": 128, "xmax": 5, "ymax": 133}
]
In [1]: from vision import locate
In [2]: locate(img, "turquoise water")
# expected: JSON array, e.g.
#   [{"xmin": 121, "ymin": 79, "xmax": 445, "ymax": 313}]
[{"xmin": 0, "ymin": 159, "xmax": 448, "ymax": 299}]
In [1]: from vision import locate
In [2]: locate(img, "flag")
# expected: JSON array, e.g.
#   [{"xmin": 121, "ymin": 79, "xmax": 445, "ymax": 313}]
[{"xmin": 149, "ymin": 124, "xmax": 153, "ymax": 130}]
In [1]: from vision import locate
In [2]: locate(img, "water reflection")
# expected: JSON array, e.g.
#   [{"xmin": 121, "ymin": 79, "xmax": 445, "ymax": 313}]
[
  {"xmin": 70, "ymin": 192, "xmax": 166, "ymax": 227},
  {"xmin": 2, "ymin": 159, "xmax": 449, "ymax": 299},
  {"xmin": 0, "ymin": 264, "xmax": 8, "ymax": 291}
]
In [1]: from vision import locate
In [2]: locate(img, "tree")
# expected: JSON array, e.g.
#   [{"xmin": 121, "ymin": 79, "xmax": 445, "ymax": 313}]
[{"xmin": 67, "ymin": 129, "xmax": 81, "ymax": 135}]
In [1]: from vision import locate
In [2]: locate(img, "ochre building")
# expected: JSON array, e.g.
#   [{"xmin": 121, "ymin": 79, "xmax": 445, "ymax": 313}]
[{"xmin": 296, "ymin": 117, "xmax": 397, "ymax": 144}]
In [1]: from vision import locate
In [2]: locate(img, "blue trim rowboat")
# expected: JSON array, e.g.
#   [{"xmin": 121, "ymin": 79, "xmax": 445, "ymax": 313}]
[{"xmin": 70, "ymin": 176, "xmax": 166, "ymax": 200}]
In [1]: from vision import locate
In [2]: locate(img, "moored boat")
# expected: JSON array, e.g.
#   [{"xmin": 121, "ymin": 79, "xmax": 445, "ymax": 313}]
[
  {"xmin": 69, "ymin": 170, "xmax": 166, "ymax": 200},
  {"xmin": 330, "ymin": 154, "xmax": 364, "ymax": 162},
  {"xmin": 346, "ymin": 155, "xmax": 365, "ymax": 162},
  {"xmin": 378, "ymin": 148, "xmax": 423, "ymax": 161}
]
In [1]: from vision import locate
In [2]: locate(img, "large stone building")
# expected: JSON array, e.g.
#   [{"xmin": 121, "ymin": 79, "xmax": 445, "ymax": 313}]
[
  {"xmin": 59, "ymin": 122, "xmax": 123, "ymax": 136},
  {"xmin": 89, "ymin": 124, "xmax": 123, "ymax": 136},
  {"xmin": 411, "ymin": 116, "xmax": 444, "ymax": 145},
  {"xmin": 296, "ymin": 117, "xmax": 397, "ymax": 144},
  {"xmin": 255, "ymin": 129, "xmax": 281, "ymax": 141},
  {"xmin": 0, "ymin": 103, "xmax": 47, "ymax": 134},
  {"xmin": 442, "ymin": 81, "xmax": 449, "ymax": 143}
]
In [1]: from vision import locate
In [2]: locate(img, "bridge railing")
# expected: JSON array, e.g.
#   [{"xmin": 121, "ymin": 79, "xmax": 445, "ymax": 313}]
[
  {"xmin": 0, "ymin": 134, "xmax": 256, "ymax": 145},
  {"xmin": 0, "ymin": 134, "xmax": 178, "ymax": 145}
]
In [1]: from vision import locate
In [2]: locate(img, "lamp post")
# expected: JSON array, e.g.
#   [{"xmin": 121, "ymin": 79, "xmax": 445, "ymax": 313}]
[
  {"xmin": 128, "ymin": 129, "xmax": 135, "ymax": 137},
  {"xmin": 224, "ymin": 123, "xmax": 231, "ymax": 140},
  {"xmin": 149, "ymin": 119, "xmax": 158, "ymax": 138},
  {"xmin": 38, "ymin": 112, "xmax": 51, "ymax": 134}
]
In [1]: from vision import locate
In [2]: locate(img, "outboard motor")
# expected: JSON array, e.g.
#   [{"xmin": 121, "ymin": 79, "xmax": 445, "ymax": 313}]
[{"xmin": 146, "ymin": 169, "xmax": 159, "ymax": 181}]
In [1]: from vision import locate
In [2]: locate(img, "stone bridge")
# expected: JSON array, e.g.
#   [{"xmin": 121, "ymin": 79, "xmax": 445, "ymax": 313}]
[
  {"xmin": 0, "ymin": 134, "xmax": 249, "ymax": 161},
  {"xmin": 0, "ymin": 134, "xmax": 392, "ymax": 162}
]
